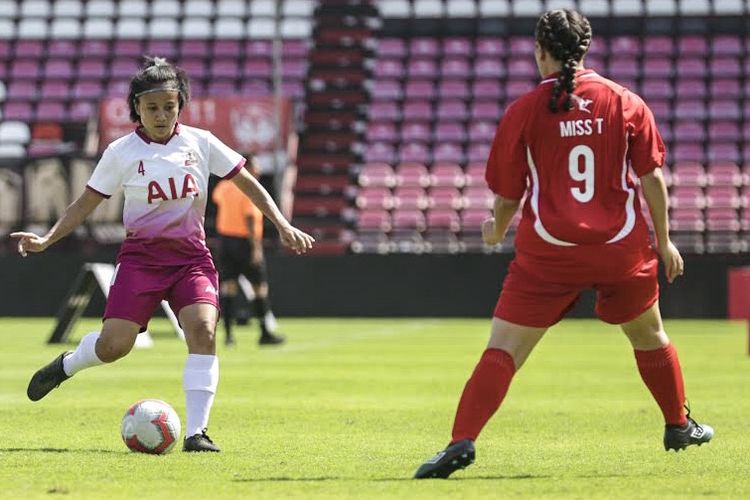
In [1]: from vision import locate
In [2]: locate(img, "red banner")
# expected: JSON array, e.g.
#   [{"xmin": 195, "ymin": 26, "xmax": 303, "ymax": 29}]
[{"xmin": 98, "ymin": 96, "xmax": 293, "ymax": 154}]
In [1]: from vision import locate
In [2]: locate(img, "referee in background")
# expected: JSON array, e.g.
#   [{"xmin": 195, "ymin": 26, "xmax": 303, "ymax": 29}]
[{"xmin": 212, "ymin": 157, "xmax": 285, "ymax": 346}]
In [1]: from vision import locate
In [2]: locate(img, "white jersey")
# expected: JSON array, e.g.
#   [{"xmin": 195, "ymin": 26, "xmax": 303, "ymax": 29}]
[{"xmin": 87, "ymin": 124, "xmax": 244, "ymax": 265}]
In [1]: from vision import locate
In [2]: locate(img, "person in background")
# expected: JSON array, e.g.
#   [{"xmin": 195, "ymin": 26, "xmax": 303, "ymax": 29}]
[{"xmin": 212, "ymin": 158, "xmax": 285, "ymax": 346}]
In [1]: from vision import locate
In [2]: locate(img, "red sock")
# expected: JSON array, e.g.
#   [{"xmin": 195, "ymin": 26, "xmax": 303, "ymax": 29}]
[
  {"xmin": 451, "ymin": 348, "xmax": 516, "ymax": 443},
  {"xmin": 634, "ymin": 343, "xmax": 687, "ymax": 426}
]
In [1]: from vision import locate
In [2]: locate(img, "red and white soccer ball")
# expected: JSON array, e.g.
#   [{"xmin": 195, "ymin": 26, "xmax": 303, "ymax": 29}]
[{"xmin": 121, "ymin": 399, "xmax": 181, "ymax": 454}]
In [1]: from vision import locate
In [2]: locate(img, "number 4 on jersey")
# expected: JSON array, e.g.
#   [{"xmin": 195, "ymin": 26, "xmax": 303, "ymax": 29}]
[{"xmin": 137, "ymin": 161, "xmax": 145, "ymax": 176}]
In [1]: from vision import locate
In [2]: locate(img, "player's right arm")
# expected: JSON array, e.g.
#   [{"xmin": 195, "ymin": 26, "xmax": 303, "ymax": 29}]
[
  {"xmin": 11, "ymin": 189, "xmax": 105, "ymax": 257},
  {"xmin": 640, "ymin": 169, "xmax": 683, "ymax": 283},
  {"xmin": 624, "ymin": 90, "xmax": 683, "ymax": 283}
]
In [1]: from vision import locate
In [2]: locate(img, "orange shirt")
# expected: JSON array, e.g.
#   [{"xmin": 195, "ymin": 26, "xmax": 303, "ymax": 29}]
[{"xmin": 212, "ymin": 180, "xmax": 263, "ymax": 239}]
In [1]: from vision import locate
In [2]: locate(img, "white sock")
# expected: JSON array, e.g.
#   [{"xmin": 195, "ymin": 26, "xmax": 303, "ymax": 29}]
[
  {"xmin": 183, "ymin": 354, "xmax": 219, "ymax": 437},
  {"xmin": 62, "ymin": 332, "xmax": 104, "ymax": 377}
]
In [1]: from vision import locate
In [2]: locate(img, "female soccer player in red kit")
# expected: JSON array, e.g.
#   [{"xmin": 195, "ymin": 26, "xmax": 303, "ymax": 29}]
[{"xmin": 414, "ymin": 9, "xmax": 713, "ymax": 479}]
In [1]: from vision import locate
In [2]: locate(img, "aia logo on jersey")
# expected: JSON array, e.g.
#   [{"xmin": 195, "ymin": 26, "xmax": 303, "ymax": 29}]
[
  {"xmin": 570, "ymin": 94, "xmax": 593, "ymax": 113},
  {"xmin": 147, "ymin": 174, "xmax": 199, "ymax": 204},
  {"xmin": 137, "ymin": 161, "xmax": 145, "ymax": 176},
  {"xmin": 184, "ymin": 150, "xmax": 198, "ymax": 166}
]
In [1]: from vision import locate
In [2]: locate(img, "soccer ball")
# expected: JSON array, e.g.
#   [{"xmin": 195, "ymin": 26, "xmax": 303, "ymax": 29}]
[{"xmin": 121, "ymin": 399, "xmax": 181, "ymax": 454}]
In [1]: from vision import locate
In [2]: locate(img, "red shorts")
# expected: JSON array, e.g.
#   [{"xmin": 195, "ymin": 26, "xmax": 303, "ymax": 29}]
[
  {"xmin": 494, "ymin": 245, "xmax": 659, "ymax": 328},
  {"xmin": 104, "ymin": 259, "xmax": 219, "ymax": 329}
]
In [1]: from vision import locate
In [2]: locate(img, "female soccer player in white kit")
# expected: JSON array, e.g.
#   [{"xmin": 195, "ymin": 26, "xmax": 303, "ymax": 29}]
[{"xmin": 12, "ymin": 57, "xmax": 314, "ymax": 452}]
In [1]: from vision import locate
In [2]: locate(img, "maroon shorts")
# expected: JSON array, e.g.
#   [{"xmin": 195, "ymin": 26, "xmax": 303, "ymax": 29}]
[
  {"xmin": 494, "ymin": 246, "xmax": 660, "ymax": 328},
  {"xmin": 104, "ymin": 259, "xmax": 219, "ymax": 329}
]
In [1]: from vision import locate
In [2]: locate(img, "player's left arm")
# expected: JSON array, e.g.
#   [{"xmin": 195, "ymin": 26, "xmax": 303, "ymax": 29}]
[
  {"xmin": 483, "ymin": 99, "xmax": 528, "ymax": 246},
  {"xmin": 230, "ymin": 167, "xmax": 314, "ymax": 254}
]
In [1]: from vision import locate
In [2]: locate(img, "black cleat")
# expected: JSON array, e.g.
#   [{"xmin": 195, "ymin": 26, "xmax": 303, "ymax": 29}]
[
  {"xmin": 414, "ymin": 439, "xmax": 475, "ymax": 479},
  {"xmin": 259, "ymin": 332, "xmax": 286, "ymax": 346},
  {"xmin": 27, "ymin": 351, "xmax": 72, "ymax": 402},
  {"xmin": 664, "ymin": 415, "xmax": 714, "ymax": 451},
  {"xmin": 225, "ymin": 334, "xmax": 236, "ymax": 347},
  {"xmin": 183, "ymin": 430, "xmax": 221, "ymax": 452}
]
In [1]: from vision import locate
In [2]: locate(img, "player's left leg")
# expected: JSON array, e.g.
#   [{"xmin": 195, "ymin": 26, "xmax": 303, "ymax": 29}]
[
  {"xmin": 219, "ymin": 279, "xmax": 239, "ymax": 346},
  {"xmin": 414, "ymin": 318, "xmax": 547, "ymax": 479},
  {"xmin": 415, "ymin": 258, "xmax": 572, "ymax": 479},
  {"xmin": 179, "ymin": 302, "xmax": 221, "ymax": 452},
  {"xmin": 246, "ymin": 257, "xmax": 284, "ymax": 345},
  {"xmin": 619, "ymin": 303, "xmax": 714, "ymax": 451},
  {"xmin": 251, "ymin": 281, "xmax": 285, "ymax": 345},
  {"xmin": 170, "ymin": 262, "xmax": 223, "ymax": 453}
]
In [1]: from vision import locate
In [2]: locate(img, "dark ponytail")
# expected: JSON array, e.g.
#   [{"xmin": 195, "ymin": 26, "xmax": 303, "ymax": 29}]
[
  {"xmin": 535, "ymin": 9, "xmax": 592, "ymax": 113},
  {"xmin": 128, "ymin": 56, "xmax": 191, "ymax": 123}
]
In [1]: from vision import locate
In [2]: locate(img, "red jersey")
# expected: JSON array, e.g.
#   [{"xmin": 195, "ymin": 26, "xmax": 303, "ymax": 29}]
[{"xmin": 485, "ymin": 69, "xmax": 665, "ymax": 254}]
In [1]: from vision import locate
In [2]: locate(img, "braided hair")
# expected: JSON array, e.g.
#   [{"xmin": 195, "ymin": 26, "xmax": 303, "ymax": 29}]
[
  {"xmin": 128, "ymin": 56, "xmax": 191, "ymax": 123},
  {"xmin": 535, "ymin": 9, "xmax": 592, "ymax": 113}
]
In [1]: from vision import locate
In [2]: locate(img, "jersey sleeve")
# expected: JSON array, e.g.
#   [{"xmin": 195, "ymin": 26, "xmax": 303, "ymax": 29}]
[
  {"xmin": 624, "ymin": 91, "xmax": 666, "ymax": 177},
  {"xmin": 206, "ymin": 132, "xmax": 246, "ymax": 179},
  {"xmin": 86, "ymin": 144, "xmax": 124, "ymax": 198},
  {"xmin": 484, "ymin": 101, "xmax": 529, "ymax": 199}
]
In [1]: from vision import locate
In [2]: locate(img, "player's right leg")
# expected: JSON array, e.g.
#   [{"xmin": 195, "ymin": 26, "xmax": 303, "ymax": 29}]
[{"xmin": 27, "ymin": 318, "xmax": 140, "ymax": 401}]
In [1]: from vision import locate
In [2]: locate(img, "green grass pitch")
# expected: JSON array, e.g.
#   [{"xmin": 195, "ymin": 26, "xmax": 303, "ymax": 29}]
[{"xmin": 0, "ymin": 317, "xmax": 748, "ymax": 499}]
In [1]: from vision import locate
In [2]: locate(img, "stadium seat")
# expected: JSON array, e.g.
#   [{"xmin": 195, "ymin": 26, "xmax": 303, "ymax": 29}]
[
  {"xmin": 213, "ymin": 18, "xmax": 245, "ymax": 38},
  {"xmin": 116, "ymin": 19, "xmax": 147, "ymax": 39},
  {"xmin": 366, "ymin": 122, "xmax": 398, "ymax": 143},
  {"xmin": 428, "ymin": 186, "xmax": 463, "ymax": 210},
  {"xmin": 41, "ymin": 80, "xmax": 70, "ymax": 100},
  {"xmin": 184, "ymin": 0, "xmax": 214, "ymax": 16},
  {"xmin": 150, "ymin": 0, "xmax": 181, "ymax": 16},
  {"xmin": 670, "ymin": 208, "xmax": 705, "ymax": 232},
  {"xmin": 395, "ymin": 162, "xmax": 431, "ymax": 188},
  {"xmin": 671, "ymin": 186, "xmax": 706, "ymax": 209},
  {"xmin": 705, "ymin": 186, "xmax": 741, "ymax": 209},
  {"xmin": 147, "ymin": 18, "xmax": 179, "ymax": 39},
  {"xmin": 713, "ymin": 0, "xmax": 744, "ymax": 14},
  {"xmin": 401, "ymin": 121, "xmax": 431, "ymax": 143},
  {"xmin": 706, "ymin": 162, "xmax": 743, "ymax": 187},
  {"xmin": 364, "ymin": 142, "xmax": 396, "ymax": 164},
  {"xmin": 0, "ymin": 143, "xmax": 27, "ymax": 158},
  {"xmin": 393, "ymin": 186, "xmax": 428, "ymax": 210},
  {"xmin": 248, "ymin": 18, "xmax": 276, "ymax": 39},
  {"xmin": 356, "ymin": 186, "xmax": 395, "ymax": 210},
  {"xmin": 579, "ymin": 0, "xmax": 611, "ymax": 15},
  {"xmin": 358, "ymin": 163, "xmax": 396, "ymax": 188},
  {"xmin": 0, "ymin": 121, "xmax": 31, "ymax": 144},
  {"xmin": 399, "ymin": 142, "xmax": 431, "ymax": 164},
  {"xmin": 672, "ymin": 162, "xmax": 707, "ymax": 187},
  {"xmin": 413, "ymin": 0, "xmax": 444, "ymax": 17},
  {"xmin": 612, "ymin": 0, "xmax": 644, "ymax": 15},
  {"xmin": 431, "ymin": 163, "xmax": 465, "ymax": 188},
  {"xmin": 463, "ymin": 185, "xmax": 494, "ymax": 210},
  {"xmin": 50, "ymin": 19, "xmax": 81, "ymax": 39},
  {"xmin": 433, "ymin": 142, "xmax": 465, "ymax": 164}
]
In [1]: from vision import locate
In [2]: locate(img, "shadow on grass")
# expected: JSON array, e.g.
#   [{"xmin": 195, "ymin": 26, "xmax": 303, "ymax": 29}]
[
  {"xmin": 0, "ymin": 447, "xmax": 121, "ymax": 454},
  {"xmin": 233, "ymin": 474, "xmax": 553, "ymax": 483}
]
